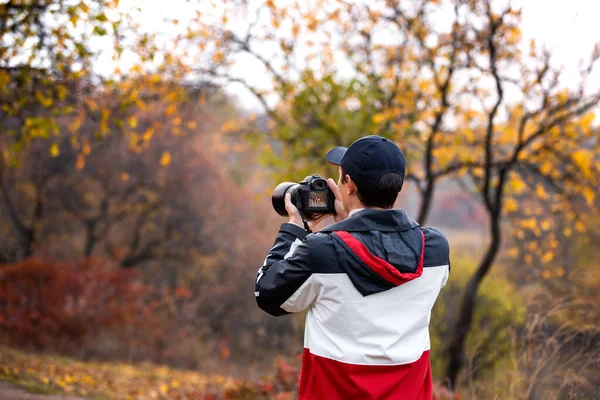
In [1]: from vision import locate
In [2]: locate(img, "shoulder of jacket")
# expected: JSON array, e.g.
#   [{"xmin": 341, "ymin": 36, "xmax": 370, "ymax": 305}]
[
  {"xmin": 420, "ymin": 226, "xmax": 450, "ymax": 267},
  {"xmin": 420, "ymin": 226, "xmax": 448, "ymax": 242},
  {"xmin": 305, "ymin": 231, "xmax": 334, "ymax": 247}
]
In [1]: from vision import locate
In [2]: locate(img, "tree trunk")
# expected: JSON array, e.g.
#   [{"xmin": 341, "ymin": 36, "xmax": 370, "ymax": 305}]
[
  {"xmin": 22, "ymin": 191, "xmax": 43, "ymax": 258},
  {"xmin": 444, "ymin": 212, "xmax": 502, "ymax": 388},
  {"xmin": 416, "ymin": 180, "xmax": 435, "ymax": 225},
  {"xmin": 83, "ymin": 220, "xmax": 97, "ymax": 258}
]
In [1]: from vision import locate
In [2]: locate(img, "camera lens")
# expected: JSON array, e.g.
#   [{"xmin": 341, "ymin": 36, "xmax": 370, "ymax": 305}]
[{"xmin": 272, "ymin": 182, "xmax": 299, "ymax": 217}]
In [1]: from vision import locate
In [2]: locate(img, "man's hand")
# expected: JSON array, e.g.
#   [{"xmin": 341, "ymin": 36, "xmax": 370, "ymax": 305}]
[
  {"xmin": 285, "ymin": 193, "xmax": 330, "ymax": 231},
  {"xmin": 327, "ymin": 178, "xmax": 349, "ymax": 222}
]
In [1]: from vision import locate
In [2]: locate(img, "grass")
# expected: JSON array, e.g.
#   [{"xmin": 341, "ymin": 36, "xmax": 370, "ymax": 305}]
[
  {"xmin": 2, "ymin": 375, "xmax": 60, "ymax": 395},
  {"xmin": 0, "ymin": 346, "xmax": 246, "ymax": 399}
]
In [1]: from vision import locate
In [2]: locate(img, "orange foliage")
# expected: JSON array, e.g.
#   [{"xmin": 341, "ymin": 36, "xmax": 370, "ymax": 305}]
[{"xmin": 0, "ymin": 259, "xmax": 152, "ymax": 352}]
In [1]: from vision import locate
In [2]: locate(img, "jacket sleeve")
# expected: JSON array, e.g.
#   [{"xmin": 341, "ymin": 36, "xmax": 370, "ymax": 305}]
[{"xmin": 255, "ymin": 222, "xmax": 317, "ymax": 316}]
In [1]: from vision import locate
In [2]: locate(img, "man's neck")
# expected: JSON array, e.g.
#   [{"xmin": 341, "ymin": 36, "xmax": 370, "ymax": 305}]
[
  {"xmin": 347, "ymin": 206, "xmax": 392, "ymax": 217},
  {"xmin": 348, "ymin": 208, "xmax": 365, "ymax": 217}
]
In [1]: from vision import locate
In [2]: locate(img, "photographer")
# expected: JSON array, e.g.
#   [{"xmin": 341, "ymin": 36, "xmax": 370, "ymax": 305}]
[{"xmin": 255, "ymin": 136, "xmax": 450, "ymax": 400}]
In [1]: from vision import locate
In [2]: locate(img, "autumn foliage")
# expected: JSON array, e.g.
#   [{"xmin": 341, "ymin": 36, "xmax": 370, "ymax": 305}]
[{"xmin": 0, "ymin": 259, "xmax": 153, "ymax": 351}]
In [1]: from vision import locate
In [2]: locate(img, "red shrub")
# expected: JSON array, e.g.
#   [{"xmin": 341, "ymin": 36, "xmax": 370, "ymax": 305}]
[{"xmin": 0, "ymin": 258, "xmax": 147, "ymax": 351}]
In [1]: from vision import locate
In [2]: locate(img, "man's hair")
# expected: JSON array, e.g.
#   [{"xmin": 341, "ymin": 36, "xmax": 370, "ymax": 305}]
[{"xmin": 341, "ymin": 168, "xmax": 403, "ymax": 208}]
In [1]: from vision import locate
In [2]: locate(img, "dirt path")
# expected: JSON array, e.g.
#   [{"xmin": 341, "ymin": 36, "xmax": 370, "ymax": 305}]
[{"xmin": 0, "ymin": 382, "xmax": 86, "ymax": 400}]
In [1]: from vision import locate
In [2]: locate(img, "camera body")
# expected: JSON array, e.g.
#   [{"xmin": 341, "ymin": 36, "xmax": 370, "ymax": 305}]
[{"xmin": 272, "ymin": 175, "xmax": 336, "ymax": 217}]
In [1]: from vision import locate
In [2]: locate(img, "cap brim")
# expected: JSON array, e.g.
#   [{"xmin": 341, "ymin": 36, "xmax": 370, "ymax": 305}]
[{"xmin": 326, "ymin": 146, "xmax": 347, "ymax": 166}]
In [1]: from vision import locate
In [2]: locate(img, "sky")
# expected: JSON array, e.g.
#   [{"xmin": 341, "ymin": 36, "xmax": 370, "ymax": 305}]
[{"xmin": 99, "ymin": 0, "xmax": 600, "ymax": 112}]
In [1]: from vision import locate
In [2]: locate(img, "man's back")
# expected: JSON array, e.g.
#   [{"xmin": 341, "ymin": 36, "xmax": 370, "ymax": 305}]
[{"xmin": 256, "ymin": 208, "xmax": 449, "ymax": 399}]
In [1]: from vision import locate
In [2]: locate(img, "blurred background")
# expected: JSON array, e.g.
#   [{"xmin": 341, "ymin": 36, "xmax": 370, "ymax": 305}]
[{"xmin": 0, "ymin": 0, "xmax": 599, "ymax": 399}]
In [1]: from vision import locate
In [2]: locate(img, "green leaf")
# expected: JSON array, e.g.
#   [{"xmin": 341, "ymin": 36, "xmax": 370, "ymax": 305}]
[
  {"xmin": 93, "ymin": 26, "xmax": 108, "ymax": 36},
  {"xmin": 75, "ymin": 43, "xmax": 87, "ymax": 57},
  {"xmin": 95, "ymin": 13, "xmax": 109, "ymax": 22}
]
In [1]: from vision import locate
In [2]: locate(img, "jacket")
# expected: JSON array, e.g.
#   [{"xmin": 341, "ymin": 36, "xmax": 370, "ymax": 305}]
[{"xmin": 255, "ymin": 208, "xmax": 450, "ymax": 400}]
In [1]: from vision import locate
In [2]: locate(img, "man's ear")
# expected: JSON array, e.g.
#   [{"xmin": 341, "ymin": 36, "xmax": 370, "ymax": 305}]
[{"xmin": 346, "ymin": 175, "xmax": 357, "ymax": 195}]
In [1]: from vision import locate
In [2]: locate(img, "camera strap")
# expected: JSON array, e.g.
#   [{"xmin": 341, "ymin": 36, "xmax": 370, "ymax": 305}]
[{"xmin": 300, "ymin": 213, "xmax": 312, "ymax": 233}]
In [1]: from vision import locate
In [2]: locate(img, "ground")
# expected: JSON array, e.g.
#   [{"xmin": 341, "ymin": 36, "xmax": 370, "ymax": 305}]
[
  {"xmin": 0, "ymin": 382, "xmax": 84, "ymax": 400},
  {"xmin": 0, "ymin": 346, "xmax": 299, "ymax": 399},
  {"xmin": 0, "ymin": 346, "xmax": 255, "ymax": 399}
]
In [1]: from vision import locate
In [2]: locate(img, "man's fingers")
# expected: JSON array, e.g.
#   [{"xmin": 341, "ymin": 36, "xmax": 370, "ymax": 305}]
[
  {"xmin": 285, "ymin": 193, "xmax": 298, "ymax": 215},
  {"xmin": 284, "ymin": 192, "xmax": 293, "ymax": 208},
  {"xmin": 327, "ymin": 178, "xmax": 341, "ymax": 199}
]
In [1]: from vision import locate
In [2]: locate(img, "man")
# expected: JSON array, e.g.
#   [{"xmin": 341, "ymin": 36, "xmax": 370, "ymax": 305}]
[{"xmin": 255, "ymin": 135, "xmax": 450, "ymax": 400}]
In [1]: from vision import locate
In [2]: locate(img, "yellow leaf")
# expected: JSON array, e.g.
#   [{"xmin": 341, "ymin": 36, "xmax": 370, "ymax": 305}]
[
  {"xmin": 509, "ymin": 177, "xmax": 526, "ymax": 195},
  {"xmin": 543, "ymin": 270, "xmax": 552, "ymax": 279},
  {"xmin": 580, "ymin": 111, "xmax": 595, "ymax": 128},
  {"xmin": 143, "ymin": 128, "xmax": 154, "ymax": 142},
  {"xmin": 539, "ymin": 161, "xmax": 552, "ymax": 175},
  {"xmin": 535, "ymin": 184, "xmax": 548, "ymax": 200},
  {"xmin": 506, "ymin": 247, "xmax": 519, "ymax": 258},
  {"xmin": 36, "ymin": 90, "xmax": 53, "ymax": 108},
  {"xmin": 50, "ymin": 143, "xmax": 60, "ymax": 157},
  {"xmin": 160, "ymin": 383, "xmax": 169, "ymax": 394},
  {"xmin": 214, "ymin": 51, "xmax": 224, "ymax": 63},
  {"xmin": 220, "ymin": 120, "xmax": 239, "ymax": 132},
  {"xmin": 121, "ymin": 172, "xmax": 130, "ymax": 181},
  {"xmin": 129, "ymin": 117, "xmax": 137, "ymax": 128},
  {"xmin": 372, "ymin": 113, "xmax": 385, "ymax": 124},
  {"xmin": 541, "ymin": 220, "xmax": 551, "ymax": 231},
  {"xmin": 555, "ymin": 267, "xmax": 565, "ymax": 277},
  {"xmin": 564, "ymin": 227, "xmax": 572, "ymax": 237},
  {"xmin": 504, "ymin": 198, "xmax": 518, "ymax": 213},
  {"xmin": 160, "ymin": 151, "xmax": 171, "ymax": 167},
  {"xmin": 541, "ymin": 252, "xmax": 553, "ymax": 263},
  {"xmin": 572, "ymin": 149, "xmax": 592, "ymax": 172},
  {"xmin": 76, "ymin": 154, "xmax": 85, "ymax": 170},
  {"xmin": 582, "ymin": 187, "xmax": 595, "ymax": 206},
  {"xmin": 165, "ymin": 104, "xmax": 177, "ymax": 116}
]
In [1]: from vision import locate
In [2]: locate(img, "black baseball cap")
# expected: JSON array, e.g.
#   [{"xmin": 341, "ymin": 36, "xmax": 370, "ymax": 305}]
[{"xmin": 325, "ymin": 135, "xmax": 406, "ymax": 189}]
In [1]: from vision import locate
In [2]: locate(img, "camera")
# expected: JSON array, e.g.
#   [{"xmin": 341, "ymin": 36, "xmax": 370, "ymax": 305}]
[{"xmin": 272, "ymin": 175, "xmax": 336, "ymax": 217}]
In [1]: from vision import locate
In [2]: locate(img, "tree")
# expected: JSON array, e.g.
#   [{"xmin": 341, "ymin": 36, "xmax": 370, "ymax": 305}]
[
  {"xmin": 0, "ymin": 1, "xmax": 206, "ymax": 263},
  {"xmin": 1, "ymin": 0, "xmax": 116, "ymax": 257},
  {"xmin": 189, "ymin": 0, "xmax": 600, "ymax": 387},
  {"xmin": 442, "ymin": 2, "xmax": 600, "ymax": 386},
  {"xmin": 0, "ymin": 0, "xmax": 125, "ymax": 148}
]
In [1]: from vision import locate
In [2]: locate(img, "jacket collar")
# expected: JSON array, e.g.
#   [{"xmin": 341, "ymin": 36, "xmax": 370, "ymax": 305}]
[{"xmin": 320, "ymin": 208, "xmax": 419, "ymax": 233}]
